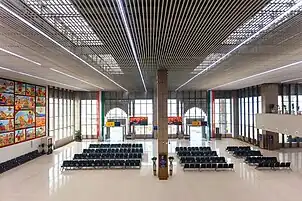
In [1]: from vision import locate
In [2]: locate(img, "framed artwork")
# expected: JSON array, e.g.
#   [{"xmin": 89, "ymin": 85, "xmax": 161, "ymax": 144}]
[
  {"xmin": 15, "ymin": 82, "xmax": 26, "ymax": 95},
  {"xmin": 25, "ymin": 84, "xmax": 36, "ymax": 96},
  {"xmin": 36, "ymin": 96, "xmax": 46, "ymax": 107},
  {"xmin": 36, "ymin": 126, "xmax": 45, "ymax": 137},
  {"xmin": 0, "ymin": 132, "xmax": 14, "ymax": 147},
  {"xmin": 15, "ymin": 110, "xmax": 35, "ymax": 129},
  {"xmin": 25, "ymin": 127, "xmax": 35, "ymax": 140},
  {"xmin": 0, "ymin": 106, "xmax": 14, "ymax": 120},
  {"xmin": 0, "ymin": 78, "xmax": 46, "ymax": 148},
  {"xmin": 36, "ymin": 86, "xmax": 46, "ymax": 97},
  {"xmin": 129, "ymin": 117, "xmax": 148, "ymax": 125},
  {"xmin": 15, "ymin": 129, "xmax": 26, "ymax": 143},
  {"xmin": 0, "ymin": 119, "xmax": 14, "ymax": 133},
  {"xmin": 168, "ymin": 117, "xmax": 183, "ymax": 125},
  {"xmin": 15, "ymin": 96, "xmax": 35, "ymax": 111},
  {"xmin": 0, "ymin": 79, "xmax": 14, "ymax": 94},
  {"xmin": 0, "ymin": 93, "xmax": 14, "ymax": 106},
  {"xmin": 36, "ymin": 107, "xmax": 45, "ymax": 127}
]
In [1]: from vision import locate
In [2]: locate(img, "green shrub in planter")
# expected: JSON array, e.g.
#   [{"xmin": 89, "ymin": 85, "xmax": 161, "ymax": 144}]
[{"xmin": 74, "ymin": 130, "xmax": 82, "ymax": 142}]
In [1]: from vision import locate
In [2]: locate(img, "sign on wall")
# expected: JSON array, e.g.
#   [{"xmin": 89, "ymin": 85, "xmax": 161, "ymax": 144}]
[
  {"xmin": 192, "ymin": 121, "xmax": 201, "ymax": 126},
  {"xmin": 106, "ymin": 121, "xmax": 115, "ymax": 127},
  {"xmin": 129, "ymin": 117, "xmax": 148, "ymax": 126},
  {"xmin": 168, "ymin": 117, "xmax": 182, "ymax": 125}
]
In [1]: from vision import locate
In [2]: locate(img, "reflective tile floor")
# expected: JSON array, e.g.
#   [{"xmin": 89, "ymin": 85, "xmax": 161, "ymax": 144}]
[{"xmin": 1, "ymin": 138, "xmax": 302, "ymax": 201}]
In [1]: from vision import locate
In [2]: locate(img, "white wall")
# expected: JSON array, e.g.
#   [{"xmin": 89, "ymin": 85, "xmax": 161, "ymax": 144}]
[
  {"xmin": 256, "ymin": 113, "xmax": 302, "ymax": 137},
  {"xmin": 0, "ymin": 137, "xmax": 46, "ymax": 163}
]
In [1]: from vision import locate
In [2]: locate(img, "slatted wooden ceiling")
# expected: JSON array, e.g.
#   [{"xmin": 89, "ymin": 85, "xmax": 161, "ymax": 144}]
[{"xmin": 71, "ymin": 0, "xmax": 270, "ymax": 90}]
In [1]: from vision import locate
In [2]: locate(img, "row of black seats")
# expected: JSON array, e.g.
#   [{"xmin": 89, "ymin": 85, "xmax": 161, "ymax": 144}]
[
  {"xmin": 0, "ymin": 150, "xmax": 42, "ymax": 174},
  {"xmin": 183, "ymin": 163, "xmax": 234, "ymax": 170},
  {"xmin": 175, "ymin": 147, "xmax": 211, "ymax": 152},
  {"xmin": 89, "ymin": 143, "xmax": 143, "ymax": 148},
  {"xmin": 256, "ymin": 162, "xmax": 291, "ymax": 169},
  {"xmin": 178, "ymin": 151, "xmax": 217, "ymax": 157},
  {"xmin": 74, "ymin": 153, "xmax": 142, "ymax": 160},
  {"xmin": 180, "ymin": 156, "xmax": 226, "ymax": 164},
  {"xmin": 226, "ymin": 146, "xmax": 251, "ymax": 152},
  {"xmin": 233, "ymin": 150, "xmax": 262, "ymax": 157},
  {"xmin": 83, "ymin": 148, "xmax": 143, "ymax": 154},
  {"xmin": 245, "ymin": 156, "xmax": 277, "ymax": 165},
  {"xmin": 61, "ymin": 159, "xmax": 141, "ymax": 170}
]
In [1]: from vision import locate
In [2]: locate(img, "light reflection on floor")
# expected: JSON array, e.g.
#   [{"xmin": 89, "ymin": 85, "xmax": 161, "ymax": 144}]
[{"xmin": 1, "ymin": 138, "xmax": 302, "ymax": 201}]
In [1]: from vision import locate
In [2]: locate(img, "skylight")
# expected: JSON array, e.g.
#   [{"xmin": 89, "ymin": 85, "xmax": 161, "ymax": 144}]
[
  {"xmin": 191, "ymin": 53, "xmax": 225, "ymax": 74},
  {"xmin": 23, "ymin": 0, "xmax": 103, "ymax": 46},
  {"xmin": 88, "ymin": 54, "xmax": 124, "ymax": 75},
  {"xmin": 191, "ymin": 0, "xmax": 302, "ymax": 75}
]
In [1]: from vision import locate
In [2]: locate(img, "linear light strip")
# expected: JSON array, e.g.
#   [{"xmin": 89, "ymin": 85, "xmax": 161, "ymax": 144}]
[
  {"xmin": 211, "ymin": 60, "xmax": 302, "ymax": 89},
  {"xmin": 0, "ymin": 66, "xmax": 87, "ymax": 90},
  {"xmin": 0, "ymin": 47, "xmax": 41, "ymax": 66},
  {"xmin": 281, "ymin": 77, "xmax": 302, "ymax": 83},
  {"xmin": 117, "ymin": 0, "xmax": 147, "ymax": 92},
  {"xmin": 0, "ymin": 3, "xmax": 127, "ymax": 91},
  {"xmin": 50, "ymin": 68, "xmax": 104, "ymax": 89},
  {"xmin": 175, "ymin": 1, "xmax": 302, "ymax": 91}
]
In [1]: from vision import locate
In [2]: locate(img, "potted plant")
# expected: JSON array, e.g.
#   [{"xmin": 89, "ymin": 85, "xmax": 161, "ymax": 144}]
[{"xmin": 74, "ymin": 130, "xmax": 82, "ymax": 142}]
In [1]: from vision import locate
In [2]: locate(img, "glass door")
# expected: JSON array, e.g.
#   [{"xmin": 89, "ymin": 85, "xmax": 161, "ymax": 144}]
[
  {"xmin": 189, "ymin": 126, "xmax": 203, "ymax": 145},
  {"xmin": 109, "ymin": 127, "xmax": 124, "ymax": 142}
]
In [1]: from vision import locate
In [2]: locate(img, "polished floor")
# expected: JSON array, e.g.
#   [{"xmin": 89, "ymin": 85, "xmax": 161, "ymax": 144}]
[{"xmin": 1, "ymin": 138, "xmax": 302, "ymax": 201}]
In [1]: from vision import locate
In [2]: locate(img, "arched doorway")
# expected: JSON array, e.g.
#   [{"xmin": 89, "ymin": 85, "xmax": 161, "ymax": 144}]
[
  {"xmin": 105, "ymin": 108, "xmax": 127, "ymax": 141},
  {"xmin": 184, "ymin": 107, "xmax": 208, "ymax": 142}
]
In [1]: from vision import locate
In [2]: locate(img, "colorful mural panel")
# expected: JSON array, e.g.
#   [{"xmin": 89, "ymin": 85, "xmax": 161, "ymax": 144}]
[
  {"xmin": 15, "ymin": 82, "xmax": 26, "ymax": 95},
  {"xmin": 36, "ymin": 96, "xmax": 46, "ymax": 107},
  {"xmin": 26, "ymin": 127, "xmax": 35, "ymax": 140},
  {"xmin": 15, "ymin": 96, "xmax": 35, "ymax": 111},
  {"xmin": 15, "ymin": 110, "xmax": 35, "ymax": 129},
  {"xmin": 15, "ymin": 129, "xmax": 26, "ymax": 143},
  {"xmin": 0, "ymin": 78, "xmax": 46, "ymax": 148},
  {"xmin": 25, "ymin": 84, "xmax": 36, "ymax": 96},
  {"xmin": 36, "ymin": 126, "xmax": 45, "ymax": 137},
  {"xmin": 0, "ymin": 119, "xmax": 14, "ymax": 133},
  {"xmin": 0, "ymin": 132, "xmax": 14, "ymax": 147},
  {"xmin": 0, "ymin": 79, "xmax": 14, "ymax": 94},
  {"xmin": 0, "ymin": 106, "xmax": 14, "ymax": 120},
  {"xmin": 36, "ymin": 86, "xmax": 46, "ymax": 97},
  {"xmin": 0, "ymin": 93, "xmax": 14, "ymax": 106}
]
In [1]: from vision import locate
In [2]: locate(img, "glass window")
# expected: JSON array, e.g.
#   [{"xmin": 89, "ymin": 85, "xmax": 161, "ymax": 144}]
[{"xmin": 49, "ymin": 90, "xmax": 75, "ymax": 142}]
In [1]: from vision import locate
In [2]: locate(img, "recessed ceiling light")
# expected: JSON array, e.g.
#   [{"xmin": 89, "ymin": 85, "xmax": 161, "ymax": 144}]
[
  {"xmin": 211, "ymin": 60, "xmax": 302, "ymax": 90},
  {"xmin": 0, "ymin": 3, "xmax": 127, "ymax": 92},
  {"xmin": 0, "ymin": 66, "xmax": 87, "ymax": 91},
  {"xmin": 50, "ymin": 68, "xmax": 104, "ymax": 89},
  {"xmin": 0, "ymin": 47, "xmax": 41, "ymax": 66}
]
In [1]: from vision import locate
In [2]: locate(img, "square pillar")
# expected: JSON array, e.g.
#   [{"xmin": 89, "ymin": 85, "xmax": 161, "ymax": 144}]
[
  {"xmin": 153, "ymin": 87, "xmax": 157, "ymax": 138},
  {"xmin": 157, "ymin": 69, "xmax": 168, "ymax": 180},
  {"xmin": 232, "ymin": 91, "xmax": 239, "ymax": 138},
  {"xmin": 260, "ymin": 84, "xmax": 279, "ymax": 150}
]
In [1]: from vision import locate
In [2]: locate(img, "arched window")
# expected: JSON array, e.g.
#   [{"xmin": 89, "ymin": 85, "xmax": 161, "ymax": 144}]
[
  {"xmin": 184, "ymin": 107, "xmax": 207, "ymax": 135},
  {"xmin": 184, "ymin": 107, "xmax": 207, "ymax": 118},
  {"xmin": 105, "ymin": 108, "xmax": 127, "ymax": 119},
  {"xmin": 105, "ymin": 108, "xmax": 128, "ymax": 141}
]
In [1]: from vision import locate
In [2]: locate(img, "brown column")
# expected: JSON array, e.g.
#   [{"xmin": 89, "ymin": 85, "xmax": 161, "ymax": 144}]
[
  {"xmin": 157, "ymin": 69, "xmax": 169, "ymax": 180},
  {"xmin": 153, "ymin": 85, "xmax": 157, "ymax": 138},
  {"xmin": 260, "ymin": 84, "xmax": 279, "ymax": 150}
]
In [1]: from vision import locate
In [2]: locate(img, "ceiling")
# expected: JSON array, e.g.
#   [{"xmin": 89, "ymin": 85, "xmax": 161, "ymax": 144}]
[{"xmin": 0, "ymin": 0, "xmax": 302, "ymax": 92}]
